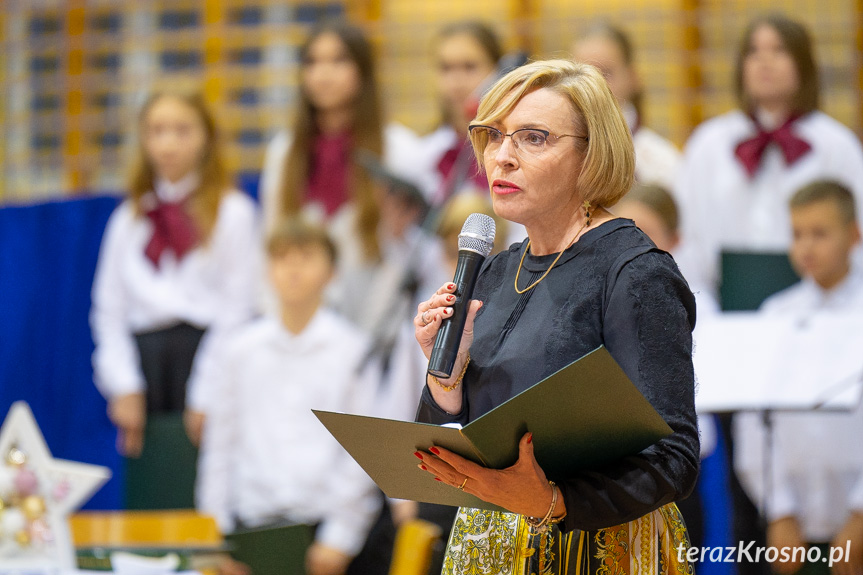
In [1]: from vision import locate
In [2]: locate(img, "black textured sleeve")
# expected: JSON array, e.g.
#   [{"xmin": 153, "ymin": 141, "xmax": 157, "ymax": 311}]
[
  {"xmin": 415, "ymin": 379, "xmax": 471, "ymax": 425},
  {"xmin": 558, "ymin": 251, "xmax": 700, "ymax": 532}
]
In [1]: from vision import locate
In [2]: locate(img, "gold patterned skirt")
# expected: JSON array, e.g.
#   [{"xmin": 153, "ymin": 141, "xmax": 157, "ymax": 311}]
[{"xmin": 441, "ymin": 503, "xmax": 693, "ymax": 575}]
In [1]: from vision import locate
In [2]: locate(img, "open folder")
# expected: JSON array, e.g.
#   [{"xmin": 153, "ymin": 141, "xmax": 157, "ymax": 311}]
[{"xmin": 314, "ymin": 346, "xmax": 672, "ymax": 511}]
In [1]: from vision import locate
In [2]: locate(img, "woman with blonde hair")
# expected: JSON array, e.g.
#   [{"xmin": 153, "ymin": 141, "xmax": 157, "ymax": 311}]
[{"xmin": 411, "ymin": 59, "xmax": 699, "ymax": 573}]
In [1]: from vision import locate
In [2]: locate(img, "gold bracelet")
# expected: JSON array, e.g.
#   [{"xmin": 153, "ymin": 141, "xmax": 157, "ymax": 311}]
[
  {"xmin": 525, "ymin": 481, "xmax": 560, "ymax": 533},
  {"xmin": 430, "ymin": 353, "xmax": 470, "ymax": 392}
]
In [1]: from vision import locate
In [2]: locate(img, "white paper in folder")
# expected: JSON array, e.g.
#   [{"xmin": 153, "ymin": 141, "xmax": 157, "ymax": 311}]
[{"xmin": 692, "ymin": 312, "xmax": 863, "ymax": 413}]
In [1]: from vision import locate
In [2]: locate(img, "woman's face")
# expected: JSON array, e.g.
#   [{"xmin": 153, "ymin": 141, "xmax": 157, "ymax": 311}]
[
  {"xmin": 742, "ymin": 24, "xmax": 799, "ymax": 109},
  {"xmin": 142, "ymin": 95, "xmax": 207, "ymax": 183},
  {"xmin": 572, "ymin": 36, "xmax": 636, "ymax": 104},
  {"xmin": 436, "ymin": 33, "xmax": 497, "ymax": 124},
  {"xmin": 482, "ymin": 88, "xmax": 585, "ymax": 231},
  {"xmin": 302, "ymin": 32, "xmax": 363, "ymax": 113}
]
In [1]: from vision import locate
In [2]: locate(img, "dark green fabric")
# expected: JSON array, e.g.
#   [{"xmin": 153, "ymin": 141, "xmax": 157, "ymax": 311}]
[
  {"xmin": 226, "ymin": 523, "xmax": 315, "ymax": 575},
  {"xmin": 124, "ymin": 413, "xmax": 197, "ymax": 510},
  {"xmin": 719, "ymin": 251, "xmax": 799, "ymax": 311}
]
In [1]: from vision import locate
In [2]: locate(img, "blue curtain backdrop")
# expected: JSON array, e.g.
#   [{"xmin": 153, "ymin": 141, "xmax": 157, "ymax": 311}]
[
  {"xmin": 0, "ymin": 176, "xmax": 259, "ymax": 510},
  {"xmin": 0, "ymin": 196, "xmax": 122, "ymax": 509}
]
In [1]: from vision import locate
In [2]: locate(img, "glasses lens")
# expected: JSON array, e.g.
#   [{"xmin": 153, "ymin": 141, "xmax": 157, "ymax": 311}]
[
  {"xmin": 473, "ymin": 127, "xmax": 501, "ymax": 154},
  {"xmin": 513, "ymin": 130, "xmax": 548, "ymax": 154}
]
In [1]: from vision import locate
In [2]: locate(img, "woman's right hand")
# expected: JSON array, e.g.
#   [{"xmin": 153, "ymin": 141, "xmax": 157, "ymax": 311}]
[
  {"xmin": 414, "ymin": 283, "xmax": 482, "ymax": 413},
  {"xmin": 414, "ymin": 282, "xmax": 482, "ymax": 362}
]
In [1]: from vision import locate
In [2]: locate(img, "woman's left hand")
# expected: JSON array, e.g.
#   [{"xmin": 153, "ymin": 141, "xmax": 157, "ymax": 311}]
[{"xmin": 415, "ymin": 432, "xmax": 564, "ymax": 519}]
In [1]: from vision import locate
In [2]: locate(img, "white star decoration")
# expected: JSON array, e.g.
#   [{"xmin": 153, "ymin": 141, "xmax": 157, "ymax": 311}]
[{"xmin": 0, "ymin": 401, "xmax": 110, "ymax": 571}]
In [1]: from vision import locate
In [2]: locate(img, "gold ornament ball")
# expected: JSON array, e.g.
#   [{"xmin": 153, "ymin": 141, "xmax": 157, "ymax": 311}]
[
  {"xmin": 21, "ymin": 495, "xmax": 46, "ymax": 520},
  {"xmin": 15, "ymin": 529, "xmax": 31, "ymax": 547}
]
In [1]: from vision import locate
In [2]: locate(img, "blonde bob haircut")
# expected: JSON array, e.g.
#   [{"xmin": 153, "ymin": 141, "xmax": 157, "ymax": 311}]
[{"xmin": 469, "ymin": 59, "xmax": 634, "ymax": 208}]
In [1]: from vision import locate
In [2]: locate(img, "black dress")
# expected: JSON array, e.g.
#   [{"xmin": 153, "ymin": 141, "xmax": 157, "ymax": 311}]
[{"xmin": 417, "ymin": 218, "xmax": 699, "ymax": 574}]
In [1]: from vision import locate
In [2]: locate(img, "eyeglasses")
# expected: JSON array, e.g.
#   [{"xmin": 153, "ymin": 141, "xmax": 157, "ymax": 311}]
[{"xmin": 468, "ymin": 125, "xmax": 588, "ymax": 157}]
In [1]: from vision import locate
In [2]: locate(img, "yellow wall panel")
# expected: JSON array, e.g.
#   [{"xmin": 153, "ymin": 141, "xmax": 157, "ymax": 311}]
[{"xmin": 1, "ymin": 0, "xmax": 861, "ymax": 202}]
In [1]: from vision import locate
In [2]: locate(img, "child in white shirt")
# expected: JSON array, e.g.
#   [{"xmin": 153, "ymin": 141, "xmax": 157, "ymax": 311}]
[
  {"xmin": 196, "ymin": 217, "xmax": 380, "ymax": 575},
  {"xmin": 734, "ymin": 181, "xmax": 863, "ymax": 575}
]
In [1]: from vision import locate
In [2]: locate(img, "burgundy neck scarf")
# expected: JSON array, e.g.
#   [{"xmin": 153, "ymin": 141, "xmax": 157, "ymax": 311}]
[
  {"xmin": 306, "ymin": 131, "xmax": 352, "ymax": 217},
  {"xmin": 734, "ymin": 114, "xmax": 812, "ymax": 177},
  {"xmin": 144, "ymin": 200, "xmax": 199, "ymax": 268}
]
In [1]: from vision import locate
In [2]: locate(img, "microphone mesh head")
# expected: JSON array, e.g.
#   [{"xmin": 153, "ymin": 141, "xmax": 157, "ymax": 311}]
[{"xmin": 458, "ymin": 213, "xmax": 496, "ymax": 257}]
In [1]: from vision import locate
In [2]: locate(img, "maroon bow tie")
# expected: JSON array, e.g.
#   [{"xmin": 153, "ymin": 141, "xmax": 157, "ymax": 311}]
[
  {"xmin": 734, "ymin": 115, "xmax": 812, "ymax": 177},
  {"xmin": 144, "ymin": 201, "xmax": 199, "ymax": 268}
]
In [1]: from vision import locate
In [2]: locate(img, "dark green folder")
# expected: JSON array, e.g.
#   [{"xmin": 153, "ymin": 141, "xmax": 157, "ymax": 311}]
[
  {"xmin": 314, "ymin": 346, "xmax": 672, "ymax": 511},
  {"xmin": 125, "ymin": 413, "xmax": 197, "ymax": 510},
  {"xmin": 225, "ymin": 523, "xmax": 315, "ymax": 575},
  {"xmin": 720, "ymin": 250, "xmax": 799, "ymax": 311}
]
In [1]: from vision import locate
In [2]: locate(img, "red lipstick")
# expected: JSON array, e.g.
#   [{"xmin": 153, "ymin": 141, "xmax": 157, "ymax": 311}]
[{"xmin": 492, "ymin": 179, "xmax": 521, "ymax": 195}]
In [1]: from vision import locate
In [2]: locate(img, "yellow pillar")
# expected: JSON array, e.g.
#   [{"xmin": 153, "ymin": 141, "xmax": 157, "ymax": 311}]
[
  {"xmin": 65, "ymin": 2, "xmax": 87, "ymax": 193},
  {"xmin": 511, "ymin": 0, "xmax": 539, "ymax": 56},
  {"xmin": 681, "ymin": 0, "xmax": 703, "ymax": 135},
  {"xmin": 348, "ymin": 0, "xmax": 383, "ymax": 23},
  {"xmin": 202, "ymin": 0, "xmax": 224, "ymax": 107}
]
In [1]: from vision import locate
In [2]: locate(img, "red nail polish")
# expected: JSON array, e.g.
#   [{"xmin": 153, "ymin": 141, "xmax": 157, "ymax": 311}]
[
  {"xmin": 414, "ymin": 451, "xmax": 423, "ymax": 460},
  {"xmin": 430, "ymin": 447, "xmax": 440, "ymax": 455},
  {"xmin": 447, "ymin": 283, "xmax": 455, "ymax": 290},
  {"xmin": 527, "ymin": 433, "xmax": 533, "ymax": 444},
  {"xmin": 446, "ymin": 295, "xmax": 455, "ymax": 302},
  {"xmin": 420, "ymin": 465, "xmax": 427, "ymax": 470},
  {"xmin": 434, "ymin": 477, "xmax": 442, "ymax": 482}
]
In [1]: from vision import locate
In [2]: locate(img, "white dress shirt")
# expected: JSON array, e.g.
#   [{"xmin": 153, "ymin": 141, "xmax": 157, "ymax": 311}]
[
  {"xmin": 733, "ymin": 270, "xmax": 863, "ymax": 541},
  {"xmin": 415, "ymin": 125, "xmax": 461, "ymax": 201},
  {"xmin": 258, "ymin": 122, "xmax": 450, "ymax": 337},
  {"xmin": 195, "ymin": 310, "xmax": 381, "ymax": 556},
  {"xmin": 90, "ymin": 174, "xmax": 261, "ymax": 411},
  {"xmin": 259, "ymin": 123, "xmax": 428, "ymax": 234},
  {"xmin": 675, "ymin": 110, "xmax": 863, "ymax": 294},
  {"xmin": 623, "ymin": 102, "xmax": 682, "ymax": 191}
]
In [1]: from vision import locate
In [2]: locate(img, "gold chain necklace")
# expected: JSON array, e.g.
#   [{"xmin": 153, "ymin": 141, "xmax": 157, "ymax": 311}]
[{"xmin": 514, "ymin": 205, "xmax": 592, "ymax": 295}]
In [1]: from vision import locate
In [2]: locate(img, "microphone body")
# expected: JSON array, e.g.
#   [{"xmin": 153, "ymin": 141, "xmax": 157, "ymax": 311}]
[
  {"xmin": 427, "ymin": 250, "xmax": 485, "ymax": 378},
  {"xmin": 427, "ymin": 214, "xmax": 496, "ymax": 378}
]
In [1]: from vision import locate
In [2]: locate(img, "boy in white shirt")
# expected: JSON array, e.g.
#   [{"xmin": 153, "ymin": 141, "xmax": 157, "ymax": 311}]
[
  {"xmin": 734, "ymin": 181, "xmax": 863, "ymax": 575},
  {"xmin": 196, "ymin": 217, "xmax": 380, "ymax": 575}
]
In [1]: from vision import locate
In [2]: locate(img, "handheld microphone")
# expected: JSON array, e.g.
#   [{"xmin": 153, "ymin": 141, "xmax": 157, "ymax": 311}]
[{"xmin": 427, "ymin": 213, "xmax": 496, "ymax": 379}]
